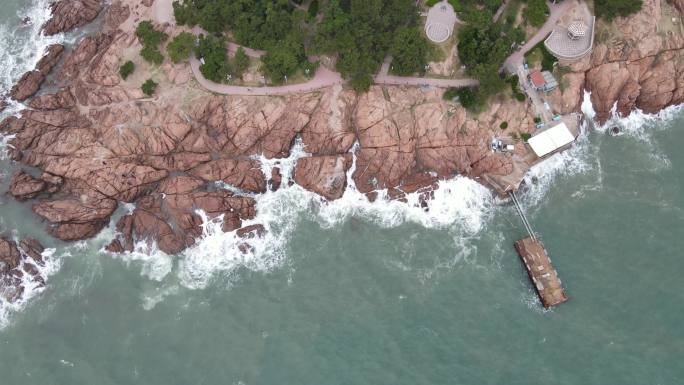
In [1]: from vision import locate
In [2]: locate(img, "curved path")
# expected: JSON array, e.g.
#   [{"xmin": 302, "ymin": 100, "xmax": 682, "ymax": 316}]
[
  {"xmin": 503, "ymin": 0, "xmax": 573, "ymax": 72},
  {"xmin": 190, "ymin": 55, "xmax": 344, "ymax": 96}
]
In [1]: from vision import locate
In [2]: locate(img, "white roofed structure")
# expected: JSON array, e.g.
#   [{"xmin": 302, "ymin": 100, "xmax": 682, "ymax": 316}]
[
  {"xmin": 425, "ymin": 1, "xmax": 457, "ymax": 43},
  {"xmin": 527, "ymin": 123, "xmax": 576, "ymax": 158}
]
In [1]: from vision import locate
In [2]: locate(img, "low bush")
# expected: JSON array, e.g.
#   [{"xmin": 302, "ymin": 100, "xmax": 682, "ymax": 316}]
[
  {"xmin": 142, "ymin": 78, "xmax": 158, "ymax": 96},
  {"xmin": 119, "ymin": 61, "xmax": 135, "ymax": 80}
]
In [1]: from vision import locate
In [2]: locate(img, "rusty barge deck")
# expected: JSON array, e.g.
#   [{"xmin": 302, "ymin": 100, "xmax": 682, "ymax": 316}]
[{"xmin": 514, "ymin": 237, "xmax": 568, "ymax": 308}]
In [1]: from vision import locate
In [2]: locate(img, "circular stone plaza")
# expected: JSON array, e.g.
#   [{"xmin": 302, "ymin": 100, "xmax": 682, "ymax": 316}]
[{"xmin": 425, "ymin": 1, "xmax": 457, "ymax": 43}]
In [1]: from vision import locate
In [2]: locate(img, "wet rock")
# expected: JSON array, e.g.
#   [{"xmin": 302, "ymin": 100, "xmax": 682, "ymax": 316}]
[
  {"xmin": 42, "ymin": 0, "xmax": 103, "ymax": 36},
  {"xmin": 108, "ymin": 177, "xmax": 258, "ymax": 255},
  {"xmin": 10, "ymin": 44, "xmax": 64, "ymax": 101},
  {"xmin": 19, "ymin": 238, "xmax": 45, "ymax": 265},
  {"xmin": 189, "ymin": 159, "xmax": 266, "ymax": 193},
  {"xmin": 269, "ymin": 167, "xmax": 282, "ymax": 191},
  {"xmin": 9, "ymin": 171, "xmax": 47, "ymax": 201},
  {"xmin": 294, "ymin": 154, "xmax": 352, "ymax": 200},
  {"xmin": 32, "ymin": 194, "xmax": 117, "ymax": 241},
  {"xmin": 0, "ymin": 238, "xmax": 21, "ymax": 273}
]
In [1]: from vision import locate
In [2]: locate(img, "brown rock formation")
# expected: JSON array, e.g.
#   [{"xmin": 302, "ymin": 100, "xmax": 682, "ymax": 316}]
[
  {"xmin": 10, "ymin": 44, "xmax": 64, "ymax": 101},
  {"xmin": 294, "ymin": 155, "xmax": 352, "ymax": 200},
  {"xmin": 104, "ymin": 1, "xmax": 130, "ymax": 31},
  {"xmin": 189, "ymin": 159, "xmax": 267, "ymax": 193},
  {"xmin": 106, "ymin": 176, "xmax": 258, "ymax": 254},
  {"xmin": 9, "ymin": 171, "xmax": 47, "ymax": 201},
  {"xmin": 548, "ymin": 0, "xmax": 684, "ymax": 123},
  {"xmin": 42, "ymin": 0, "xmax": 103, "ymax": 36}
]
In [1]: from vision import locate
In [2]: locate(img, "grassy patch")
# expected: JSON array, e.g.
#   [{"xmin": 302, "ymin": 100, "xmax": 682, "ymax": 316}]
[{"xmin": 524, "ymin": 40, "xmax": 556, "ymax": 71}]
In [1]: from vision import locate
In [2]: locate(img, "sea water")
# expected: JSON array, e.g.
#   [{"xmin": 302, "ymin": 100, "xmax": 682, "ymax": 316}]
[{"xmin": 1, "ymin": 2, "xmax": 683, "ymax": 384}]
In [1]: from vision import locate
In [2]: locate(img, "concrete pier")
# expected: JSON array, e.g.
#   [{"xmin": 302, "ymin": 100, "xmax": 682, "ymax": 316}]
[{"xmin": 514, "ymin": 237, "xmax": 568, "ymax": 308}]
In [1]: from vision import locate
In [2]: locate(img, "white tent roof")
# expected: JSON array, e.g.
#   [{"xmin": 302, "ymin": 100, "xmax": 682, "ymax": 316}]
[{"xmin": 528, "ymin": 123, "xmax": 575, "ymax": 157}]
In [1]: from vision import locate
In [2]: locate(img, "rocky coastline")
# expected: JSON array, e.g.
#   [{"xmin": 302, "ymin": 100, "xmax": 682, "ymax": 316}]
[{"xmin": 2, "ymin": 0, "xmax": 684, "ymax": 295}]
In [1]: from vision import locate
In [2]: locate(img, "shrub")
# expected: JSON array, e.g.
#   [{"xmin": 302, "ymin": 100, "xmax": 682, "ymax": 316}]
[
  {"xmin": 595, "ymin": 0, "xmax": 643, "ymax": 20},
  {"xmin": 455, "ymin": 87, "xmax": 478, "ymax": 109},
  {"xmin": 500, "ymin": 121, "xmax": 508, "ymax": 130},
  {"xmin": 533, "ymin": 117, "xmax": 541, "ymax": 124},
  {"xmin": 119, "ymin": 61, "xmax": 135, "ymax": 80},
  {"xmin": 520, "ymin": 132, "xmax": 532, "ymax": 142},
  {"xmin": 140, "ymin": 45, "xmax": 164, "ymax": 65},
  {"xmin": 167, "ymin": 32, "xmax": 195, "ymax": 63},
  {"xmin": 142, "ymin": 79, "xmax": 158, "ymax": 96},
  {"xmin": 308, "ymin": 0, "xmax": 319, "ymax": 19},
  {"xmin": 515, "ymin": 92, "xmax": 526, "ymax": 102},
  {"xmin": 136, "ymin": 21, "xmax": 168, "ymax": 65},
  {"xmin": 524, "ymin": 0, "xmax": 549, "ymax": 27},
  {"xmin": 136, "ymin": 21, "xmax": 167, "ymax": 47},
  {"xmin": 233, "ymin": 47, "xmax": 250, "ymax": 78}
]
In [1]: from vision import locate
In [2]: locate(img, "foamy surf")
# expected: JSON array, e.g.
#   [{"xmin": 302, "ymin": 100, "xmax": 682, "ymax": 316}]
[
  {"xmin": 0, "ymin": 244, "xmax": 61, "ymax": 329},
  {"xmin": 0, "ymin": 0, "xmax": 70, "ymax": 95},
  {"xmin": 165, "ymin": 140, "xmax": 498, "ymax": 290}
]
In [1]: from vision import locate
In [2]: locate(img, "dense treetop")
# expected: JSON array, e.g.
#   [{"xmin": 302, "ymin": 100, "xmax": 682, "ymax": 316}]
[{"xmin": 173, "ymin": 0, "xmax": 427, "ymax": 90}]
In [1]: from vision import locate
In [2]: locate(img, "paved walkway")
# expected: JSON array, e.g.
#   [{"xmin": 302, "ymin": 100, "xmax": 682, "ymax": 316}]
[
  {"xmin": 190, "ymin": 55, "xmax": 343, "ymax": 96},
  {"xmin": 503, "ymin": 0, "xmax": 573, "ymax": 72},
  {"xmin": 374, "ymin": 55, "xmax": 479, "ymax": 88}
]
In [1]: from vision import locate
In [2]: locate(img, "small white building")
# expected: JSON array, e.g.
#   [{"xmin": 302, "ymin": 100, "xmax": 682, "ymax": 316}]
[
  {"xmin": 425, "ymin": 1, "xmax": 457, "ymax": 43},
  {"xmin": 527, "ymin": 123, "xmax": 576, "ymax": 158}
]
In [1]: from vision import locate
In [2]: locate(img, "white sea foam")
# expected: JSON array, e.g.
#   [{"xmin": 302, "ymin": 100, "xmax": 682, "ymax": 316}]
[
  {"xmin": 0, "ymin": 0, "xmax": 69, "ymax": 95},
  {"xmin": 0, "ymin": 245, "xmax": 61, "ymax": 329},
  {"xmin": 0, "ymin": 133, "xmax": 15, "ymax": 160},
  {"xmin": 169, "ymin": 139, "xmax": 497, "ymax": 290}
]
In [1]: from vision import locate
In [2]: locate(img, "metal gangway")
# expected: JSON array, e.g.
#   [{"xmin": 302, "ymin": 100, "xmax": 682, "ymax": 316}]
[{"xmin": 509, "ymin": 191, "xmax": 536, "ymax": 240}]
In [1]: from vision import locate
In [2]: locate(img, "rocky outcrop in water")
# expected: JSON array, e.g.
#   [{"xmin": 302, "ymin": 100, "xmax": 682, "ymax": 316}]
[
  {"xmin": 9, "ymin": 44, "xmax": 64, "ymax": 101},
  {"xmin": 42, "ymin": 0, "xmax": 103, "ymax": 36},
  {"xmin": 0, "ymin": 237, "xmax": 45, "ymax": 303}
]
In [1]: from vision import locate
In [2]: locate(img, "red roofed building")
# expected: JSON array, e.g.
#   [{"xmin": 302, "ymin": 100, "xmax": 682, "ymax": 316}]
[{"xmin": 528, "ymin": 70, "xmax": 558, "ymax": 92}]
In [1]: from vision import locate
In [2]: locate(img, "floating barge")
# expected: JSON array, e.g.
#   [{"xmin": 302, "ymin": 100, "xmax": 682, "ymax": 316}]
[{"xmin": 514, "ymin": 237, "xmax": 568, "ymax": 308}]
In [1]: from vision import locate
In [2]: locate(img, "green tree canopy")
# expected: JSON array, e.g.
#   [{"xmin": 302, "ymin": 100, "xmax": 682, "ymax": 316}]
[
  {"xmin": 167, "ymin": 32, "xmax": 195, "ymax": 63},
  {"xmin": 524, "ymin": 0, "xmax": 549, "ymax": 27},
  {"xmin": 195, "ymin": 34, "xmax": 230, "ymax": 83},
  {"xmin": 261, "ymin": 38, "xmax": 305, "ymax": 82},
  {"xmin": 390, "ymin": 27, "xmax": 429, "ymax": 76},
  {"xmin": 136, "ymin": 21, "xmax": 167, "ymax": 65},
  {"xmin": 595, "ymin": 0, "xmax": 643, "ymax": 19}
]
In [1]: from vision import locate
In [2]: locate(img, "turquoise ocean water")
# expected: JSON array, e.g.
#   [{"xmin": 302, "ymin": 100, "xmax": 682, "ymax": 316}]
[{"xmin": 1, "ymin": 2, "xmax": 683, "ymax": 384}]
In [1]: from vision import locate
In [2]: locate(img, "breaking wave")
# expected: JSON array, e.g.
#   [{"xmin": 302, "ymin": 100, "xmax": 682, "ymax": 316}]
[
  {"xmin": 0, "ymin": 0, "xmax": 77, "ymax": 116},
  {"xmin": 0, "ymin": 242, "xmax": 61, "ymax": 329}
]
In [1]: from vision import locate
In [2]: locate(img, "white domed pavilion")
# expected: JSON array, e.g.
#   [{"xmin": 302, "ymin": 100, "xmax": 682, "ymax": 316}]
[{"xmin": 425, "ymin": 1, "xmax": 456, "ymax": 43}]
